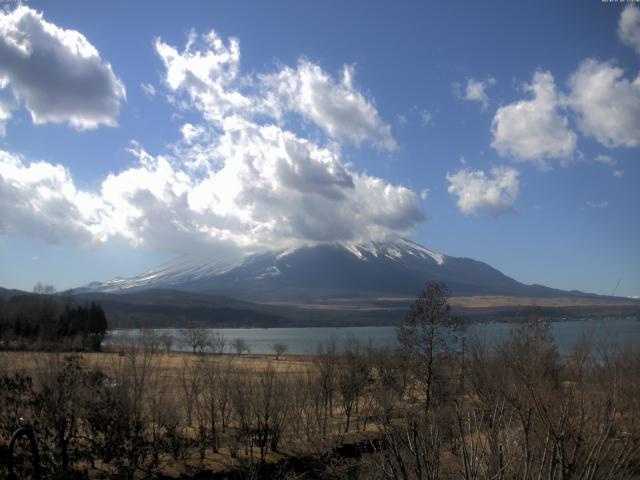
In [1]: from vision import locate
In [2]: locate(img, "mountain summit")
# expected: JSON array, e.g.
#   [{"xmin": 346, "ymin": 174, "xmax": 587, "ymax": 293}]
[{"xmin": 80, "ymin": 239, "xmax": 586, "ymax": 301}]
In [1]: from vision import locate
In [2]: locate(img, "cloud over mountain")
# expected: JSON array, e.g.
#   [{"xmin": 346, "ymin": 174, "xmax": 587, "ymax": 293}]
[{"xmin": 0, "ymin": 28, "xmax": 423, "ymax": 253}]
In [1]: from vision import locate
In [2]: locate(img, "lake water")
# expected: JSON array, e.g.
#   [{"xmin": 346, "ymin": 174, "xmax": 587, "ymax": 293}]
[{"xmin": 106, "ymin": 317, "xmax": 640, "ymax": 355}]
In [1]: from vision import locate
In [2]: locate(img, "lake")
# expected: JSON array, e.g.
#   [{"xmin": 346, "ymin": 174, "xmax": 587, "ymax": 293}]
[{"xmin": 105, "ymin": 317, "xmax": 640, "ymax": 355}]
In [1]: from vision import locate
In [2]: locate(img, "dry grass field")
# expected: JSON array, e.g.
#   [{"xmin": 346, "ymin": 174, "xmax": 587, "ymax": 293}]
[
  {"xmin": 0, "ymin": 347, "xmax": 381, "ymax": 478},
  {"xmin": 267, "ymin": 294, "xmax": 640, "ymax": 313},
  {"xmin": 1, "ymin": 313, "xmax": 639, "ymax": 479},
  {"xmin": 0, "ymin": 350, "xmax": 313, "ymax": 377}
]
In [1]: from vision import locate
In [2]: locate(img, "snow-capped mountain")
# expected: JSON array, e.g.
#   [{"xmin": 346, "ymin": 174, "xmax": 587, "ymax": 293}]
[{"xmin": 79, "ymin": 239, "xmax": 578, "ymax": 300}]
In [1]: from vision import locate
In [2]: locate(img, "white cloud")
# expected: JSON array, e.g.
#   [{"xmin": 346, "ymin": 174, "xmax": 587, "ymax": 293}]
[
  {"xmin": 566, "ymin": 59, "xmax": 640, "ymax": 148},
  {"xmin": 446, "ymin": 166, "xmax": 519, "ymax": 216},
  {"xmin": 180, "ymin": 123, "xmax": 205, "ymax": 144},
  {"xmin": 586, "ymin": 200, "xmax": 608, "ymax": 209},
  {"xmin": 619, "ymin": 5, "xmax": 640, "ymax": 55},
  {"xmin": 419, "ymin": 109, "xmax": 432, "ymax": 126},
  {"xmin": 176, "ymin": 117, "xmax": 420, "ymax": 248},
  {"xmin": 0, "ymin": 6, "xmax": 125, "ymax": 129},
  {"xmin": 156, "ymin": 33, "xmax": 396, "ymax": 150},
  {"xmin": 0, "ymin": 122, "xmax": 423, "ymax": 251},
  {"xmin": 397, "ymin": 106, "xmax": 431, "ymax": 127},
  {"xmin": 0, "ymin": 100, "xmax": 12, "ymax": 136},
  {"xmin": 420, "ymin": 189, "xmax": 430, "ymax": 200},
  {"xmin": 0, "ymin": 29, "xmax": 424, "ymax": 252},
  {"xmin": 155, "ymin": 30, "xmax": 251, "ymax": 125},
  {"xmin": 0, "ymin": 151, "xmax": 107, "ymax": 243},
  {"xmin": 594, "ymin": 154, "xmax": 617, "ymax": 166},
  {"xmin": 594, "ymin": 154, "xmax": 624, "ymax": 176},
  {"xmin": 463, "ymin": 77, "xmax": 495, "ymax": 109},
  {"xmin": 141, "ymin": 83, "xmax": 156, "ymax": 97},
  {"xmin": 260, "ymin": 62, "xmax": 397, "ymax": 149},
  {"xmin": 491, "ymin": 71, "xmax": 576, "ymax": 164}
]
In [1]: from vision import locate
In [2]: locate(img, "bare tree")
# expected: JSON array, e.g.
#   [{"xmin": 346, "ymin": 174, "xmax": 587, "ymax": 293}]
[
  {"xmin": 107, "ymin": 340, "xmax": 155, "ymax": 478},
  {"xmin": 33, "ymin": 354, "xmax": 84, "ymax": 474},
  {"xmin": 374, "ymin": 410, "xmax": 443, "ymax": 480},
  {"xmin": 180, "ymin": 324, "xmax": 211, "ymax": 354},
  {"xmin": 232, "ymin": 337, "xmax": 250, "ymax": 355},
  {"xmin": 338, "ymin": 337, "xmax": 369, "ymax": 433},
  {"xmin": 195, "ymin": 355, "xmax": 227, "ymax": 454},
  {"xmin": 371, "ymin": 347, "xmax": 410, "ymax": 421},
  {"xmin": 159, "ymin": 333, "xmax": 173, "ymax": 354},
  {"xmin": 178, "ymin": 357, "xmax": 201, "ymax": 426},
  {"xmin": 217, "ymin": 356, "xmax": 235, "ymax": 432},
  {"xmin": 208, "ymin": 330, "xmax": 227, "ymax": 355},
  {"xmin": 272, "ymin": 342, "xmax": 288, "ymax": 360},
  {"xmin": 397, "ymin": 281, "xmax": 454, "ymax": 414},
  {"xmin": 146, "ymin": 354, "xmax": 175, "ymax": 467},
  {"xmin": 32, "ymin": 282, "xmax": 56, "ymax": 294},
  {"xmin": 140, "ymin": 328, "xmax": 160, "ymax": 353},
  {"xmin": 314, "ymin": 337, "xmax": 338, "ymax": 437},
  {"xmin": 250, "ymin": 364, "xmax": 289, "ymax": 460}
]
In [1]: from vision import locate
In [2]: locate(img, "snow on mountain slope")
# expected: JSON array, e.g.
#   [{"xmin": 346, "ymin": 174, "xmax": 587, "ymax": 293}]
[
  {"xmin": 82, "ymin": 239, "xmax": 445, "ymax": 292},
  {"xmin": 79, "ymin": 239, "xmax": 572, "ymax": 300},
  {"xmin": 83, "ymin": 252, "xmax": 246, "ymax": 293}
]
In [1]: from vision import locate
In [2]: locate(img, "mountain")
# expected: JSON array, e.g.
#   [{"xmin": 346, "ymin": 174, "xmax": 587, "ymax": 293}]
[
  {"xmin": 0, "ymin": 286, "xmax": 28, "ymax": 299},
  {"xmin": 79, "ymin": 238, "xmax": 597, "ymax": 301},
  {"xmin": 4, "ymin": 245, "xmax": 634, "ymax": 329}
]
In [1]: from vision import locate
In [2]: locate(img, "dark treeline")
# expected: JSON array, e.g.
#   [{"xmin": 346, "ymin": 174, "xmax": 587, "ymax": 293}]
[{"xmin": 0, "ymin": 291, "xmax": 108, "ymax": 351}]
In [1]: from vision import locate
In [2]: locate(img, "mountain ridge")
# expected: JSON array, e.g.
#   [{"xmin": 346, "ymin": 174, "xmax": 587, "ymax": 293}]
[{"xmin": 77, "ymin": 239, "xmax": 605, "ymax": 301}]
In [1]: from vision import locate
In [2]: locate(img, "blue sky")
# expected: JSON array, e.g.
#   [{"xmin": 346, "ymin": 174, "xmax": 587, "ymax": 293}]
[{"xmin": 0, "ymin": 0, "xmax": 638, "ymax": 297}]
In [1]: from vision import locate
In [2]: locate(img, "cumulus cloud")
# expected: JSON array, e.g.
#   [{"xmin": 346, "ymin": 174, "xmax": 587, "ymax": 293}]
[
  {"xmin": 155, "ymin": 32, "xmax": 396, "ymax": 150},
  {"xmin": 490, "ymin": 58, "xmax": 640, "ymax": 159},
  {"xmin": 463, "ymin": 77, "xmax": 496, "ymax": 110},
  {"xmin": 566, "ymin": 59, "xmax": 640, "ymax": 148},
  {"xmin": 0, "ymin": 6, "xmax": 125, "ymax": 129},
  {"xmin": 177, "ymin": 117, "xmax": 419, "ymax": 248},
  {"xmin": 0, "ymin": 151, "xmax": 107, "ymax": 243},
  {"xmin": 155, "ymin": 30, "xmax": 250, "ymax": 125},
  {"xmin": 619, "ymin": 5, "xmax": 640, "ymax": 55},
  {"xmin": 260, "ymin": 62, "xmax": 397, "ymax": 149},
  {"xmin": 0, "ymin": 29, "xmax": 423, "ymax": 252},
  {"xmin": 180, "ymin": 123, "xmax": 205, "ymax": 144},
  {"xmin": 491, "ymin": 71, "xmax": 576, "ymax": 164},
  {"xmin": 446, "ymin": 166, "xmax": 519, "ymax": 216},
  {"xmin": 0, "ymin": 123, "xmax": 423, "ymax": 251}
]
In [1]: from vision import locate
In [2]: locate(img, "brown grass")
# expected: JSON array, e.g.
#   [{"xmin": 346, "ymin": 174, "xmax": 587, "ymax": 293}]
[
  {"xmin": 0, "ymin": 349, "xmax": 314, "ymax": 378},
  {"xmin": 263, "ymin": 294, "xmax": 638, "ymax": 312}
]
